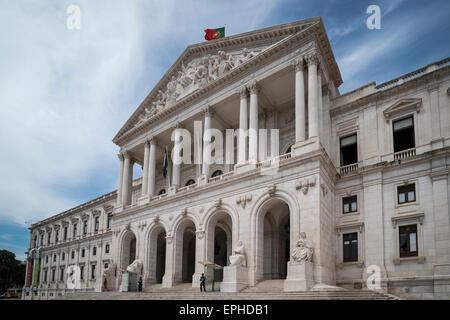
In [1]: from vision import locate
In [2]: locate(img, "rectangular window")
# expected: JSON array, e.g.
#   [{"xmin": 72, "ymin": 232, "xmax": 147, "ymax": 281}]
[
  {"xmin": 40, "ymin": 234, "xmax": 44, "ymax": 246},
  {"xmin": 80, "ymin": 266, "xmax": 84, "ymax": 280},
  {"xmin": 73, "ymin": 223, "xmax": 77, "ymax": 238},
  {"xmin": 393, "ymin": 116, "xmax": 415, "ymax": 152},
  {"xmin": 53, "ymin": 254, "xmax": 57, "ymax": 262},
  {"xmin": 60, "ymin": 267, "xmax": 64, "ymax": 281},
  {"xmin": 51, "ymin": 269, "xmax": 55, "ymax": 282},
  {"xmin": 83, "ymin": 220, "xmax": 88, "ymax": 235},
  {"xmin": 104, "ymin": 263, "xmax": 109, "ymax": 269},
  {"xmin": 105, "ymin": 244, "xmax": 110, "ymax": 254},
  {"xmin": 343, "ymin": 195, "xmax": 358, "ymax": 214},
  {"xmin": 81, "ymin": 248, "xmax": 85, "ymax": 258},
  {"xmin": 340, "ymin": 134, "xmax": 358, "ymax": 166},
  {"xmin": 93, "ymin": 247, "xmax": 97, "ymax": 256},
  {"xmin": 91, "ymin": 265, "xmax": 96, "ymax": 280},
  {"xmin": 94, "ymin": 217, "xmax": 99, "ymax": 233},
  {"xmin": 107, "ymin": 214, "xmax": 112, "ymax": 229},
  {"xmin": 399, "ymin": 224, "xmax": 418, "ymax": 257},
  {"xmin": 62, "ymin": 252, "xmax": 65, "ymax": 261},
  {"xmin": 343, "ymin": 232, "xmax": 358, "ymax": 262},
  {"xmin": 71, "ymin": 251, "xmax": 75, "ymax": 259},
  {"xmin": 63, "ymin": 227, "xmax": 68, "ymax": 241},
  {"xmin": 47, "ymin": 232, "xmax": 51, "ymax": 245},
  {"xmin": 55, "ymin": 229, "xmax": 59, "ymax": 243},
  {"xmin": 398, "ymin": 184, "xmax": 416, "ymax": 204},
  {"xmin": 44, "ymin": 270, "xmax": 48, "ymax": 282}
]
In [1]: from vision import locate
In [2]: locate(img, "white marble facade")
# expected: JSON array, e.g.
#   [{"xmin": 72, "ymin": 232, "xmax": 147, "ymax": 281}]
[{"xmin": 24, "ymin": 17, "xmax": 450, "ymax": 299}]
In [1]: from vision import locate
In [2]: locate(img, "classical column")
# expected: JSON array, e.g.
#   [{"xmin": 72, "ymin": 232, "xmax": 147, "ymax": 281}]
[
  {"xmin": 202, "ymin": 107, "xmax": 212, "ymax": 177},
  {"xmin": 317, "ymin": 69, "xmax": 323, "ymax": 141},
  {"xmin": 172, "ymin": 124, "xmax": 182, "ymax": 188},
  {"xmin": 116, "ymin": 154, "xmax": 124, "ymax": 205},
  {"xmin": 148, "ymin": 138, "xmax": 156, "ymax": 196},
  {"xmin": 294, "ymin": 58, "xmax": 306, "ymax": 142},
  {"xmin": 141, "ymin": 140, "xmax": 150, "ymax": 196},
  {"xmin": 122, "ymin": 152, "xmax": 132, "ymax": 205},
  {"xmin": 306, "ymin": 53, "xmax": 319, "ymax": 139},
  {"xmin": 248, "ymin": 80, "xmax": 259, "ymax": 164},
  {"xmin": 238, "ymin": 87, "xmax": 248, "ymax": 164}
]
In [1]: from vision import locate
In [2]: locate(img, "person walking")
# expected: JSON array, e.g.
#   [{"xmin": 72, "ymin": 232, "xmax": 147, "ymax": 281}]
[
  {"xmin": 138, "ymin": 277, "xmax": 143, "ymax": 292},
  {"xmin": 200, "ymin": 273, "xmax": 206, "ymax": 292},
  {"xmin": 103, "ymin": 278, "xmax": 107, "ymax": 291}
]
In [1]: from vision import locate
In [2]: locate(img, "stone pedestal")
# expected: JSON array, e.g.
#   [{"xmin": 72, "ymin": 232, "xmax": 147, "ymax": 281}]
[
  {"xmin": 284, "ymin": 261, "xmax": 314, "ymax": 292},
  {"xmin": 234, "ymin": 162, "xmax": 257, "ymax": 175},
  {"xmin": 291, "ymin": 137, "xmax": 319, "ymax": 158},
  {"xmin": 220, "ymin": 266, "xmax": 249, "ymax": 292}
]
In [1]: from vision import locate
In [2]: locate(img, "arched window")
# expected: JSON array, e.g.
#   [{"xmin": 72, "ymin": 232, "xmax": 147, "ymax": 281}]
[
  {"xmin": 211, "ymin": 170, "xmax": 223, "ymax": 178},
  {"xmin": 158, "ymin": 189, "xmax": 166, "ymax": 195},
  {"xmin": 185, "ymin": 179, "xmax": 195, "ymax": 186}
]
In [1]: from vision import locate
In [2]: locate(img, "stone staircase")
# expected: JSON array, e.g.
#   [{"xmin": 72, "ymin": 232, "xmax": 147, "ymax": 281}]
[{"xmin": 57, "ymin": 280, "xmax": 399, "ymax": 300}]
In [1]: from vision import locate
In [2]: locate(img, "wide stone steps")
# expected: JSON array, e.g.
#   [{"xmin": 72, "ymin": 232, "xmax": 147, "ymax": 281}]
[{"xmin": 58, "ymin": 280, "xmax": 398, "ymax": 300}]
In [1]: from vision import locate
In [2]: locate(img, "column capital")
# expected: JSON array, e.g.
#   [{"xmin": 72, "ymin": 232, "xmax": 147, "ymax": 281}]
[
  {"xmin": 238, "ymin": 86, "xmax": 248, "ymax": 98},
  {"xmin": 145, "ymin": 136, "xmax": 157, "ymax": 146},
  {"xmin": 292, "ymin": 57, "xmax": 305, "ymax": 71},
  {"xmin": 305, "ymin": 52, "xmax": 319, "ymax": 66},
  {"xmin": 117, "ymin": 153, "xmax": 124, "ymax": 160},
  {"xmin": 202, "ymin": 105, "xmax": 214, "ymax": 117},
  {"xmin": 247, "ymin": 80, "xmax": 260, "ymax": 94},
  {"xmin": 172, "ymin": 121, "xmax": 183, "ymax": 129},
  {"xmin": 123, "ymin": 151, "xmax": 131, "ymax": 159}
]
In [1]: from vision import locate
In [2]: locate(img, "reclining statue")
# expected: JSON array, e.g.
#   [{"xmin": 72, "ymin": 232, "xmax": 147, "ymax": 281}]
[
  {"xmin": 126, "ymin": 259, "xmax": 143, "ymax": 275},
  {"xmin": 229, "ymin": 240, "xmax": 246, "ymax": 267}
]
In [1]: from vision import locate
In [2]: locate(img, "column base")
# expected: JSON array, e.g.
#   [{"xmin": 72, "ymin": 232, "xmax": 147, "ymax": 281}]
[
  {"xmin": 197, "ymin": 175, "xmax": 208, "ymax": 186},
  {"xmin": 162, "ymin": 274, "xmax": 174, "ymax": 288},
  {"xmin": 234, "ymin": 162, "xmax": 257, "ymax": 174},
  {"xmin": 220, "ymin": 266, "xmax": 249, "ymax": 292},
  {"xmin": 291, "ymin": 137, "xmax": 320, "ymax": 157},
  {"xmin": 283, "ymin": 261, "xmax": 314, "ymax": 292}
]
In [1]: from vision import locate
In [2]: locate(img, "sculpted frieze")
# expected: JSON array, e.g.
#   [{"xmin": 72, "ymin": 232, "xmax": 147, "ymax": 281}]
[{"xmin": 134, "ymin": 48, "xmax": 264, "ymax": 128}]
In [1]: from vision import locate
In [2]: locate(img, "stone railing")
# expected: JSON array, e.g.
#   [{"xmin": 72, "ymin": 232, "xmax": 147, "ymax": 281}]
[
  {"xmin": 177, "ymin": 183, "xmax": 198, "ymax": 193},
  {"xmin": 256, "ymin": 152, "xmax": 292, "ymax": 168},
  {"xmin": 375, "ymin": 57, "xmax": 450, "ymax": 92},
  {"xmin": 150, "ymin": 193, "xmax": 168, "ymax": 201},
  {"xmin": 338, "ymin": 162, "xmax": 359, "ymax": 175},
  {"xmin": 394, "ymin": 147, "xmax": 416, "ymax": 161},
  {"xmin": 208, "ymin": 171, "xmax": 234, "ymax": 183}
]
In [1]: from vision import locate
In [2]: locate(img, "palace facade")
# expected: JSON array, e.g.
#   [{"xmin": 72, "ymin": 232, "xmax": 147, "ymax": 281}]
[{"xmin": 23, "ymin": 17, "xmax": 450, "ymax": 299}]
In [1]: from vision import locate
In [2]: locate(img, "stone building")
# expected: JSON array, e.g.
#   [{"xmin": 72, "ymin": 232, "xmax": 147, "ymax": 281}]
[{"xmin": 23, "ymin": 17, "xmax": 450, "ymax": 299}]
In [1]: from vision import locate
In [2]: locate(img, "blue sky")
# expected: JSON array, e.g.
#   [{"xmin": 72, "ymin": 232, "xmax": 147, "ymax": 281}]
[{"xmin": 0, "ymin": 0, "xmax": 449, "ymax": 260}]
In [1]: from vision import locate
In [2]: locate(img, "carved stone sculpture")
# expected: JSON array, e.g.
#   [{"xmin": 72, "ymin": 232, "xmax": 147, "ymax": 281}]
[
  {"xmin": 126, "ymin": 259, "xmax": 143, "ymax": 274},
  {"xmin": 292, "ymin": 232, "xmax": 313, "ymax": 263},
  {"xmin": 229, "ymin": 240, "xmax": 246, "ymax": 267}
]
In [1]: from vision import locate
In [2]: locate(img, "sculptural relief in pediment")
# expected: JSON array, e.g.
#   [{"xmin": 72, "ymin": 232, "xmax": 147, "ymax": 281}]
[{"xmin": 134, "ymin": 47, "xmax": 265, "ymax": 127}]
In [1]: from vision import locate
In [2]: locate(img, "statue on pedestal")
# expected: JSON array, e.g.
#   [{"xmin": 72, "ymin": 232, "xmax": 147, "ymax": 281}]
[
  {"xmin": 292, "ymin": 232, "xmax": 313, "ymax": 263},
  {"xmin": 229, "ymin": 240, "xmax": 246, "ymax": 267}
]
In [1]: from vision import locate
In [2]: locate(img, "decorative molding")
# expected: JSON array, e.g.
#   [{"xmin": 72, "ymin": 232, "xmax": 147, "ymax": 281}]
[
  {"xmin": 153, "ymin": 214, "xmax": 160, "ymax": 223},
  {"xmin": 180, "ymin": 208, "xmax": 188, "ymax": 217},
  {"xmin": 166, "ymin": 235, "xmax": 173, "ymax": 245},
  {"xmin": 196, "ymin": 230, "xmax": 205, "ymax": 240},
  {"xmin": 247, "ymin": 80, "xmax": 260, "ymax": 94},
  {"xmin": 267, "ymin": 184, "xmax": 276, "ymax": 197},
  {"xmin": 214, "ymin": 199, "xmax": 222, "ymax": 209},
  {"xmin": 236, "ymin": 194, "xmax": 252, "ymax": 209},
  {"xmin": 391, "ymin": 211, "xmax": 424, "ymax": 228},
  {"xmin": 320, "ymin": 183, "xmax": 328, "ymax": 197},
  {"xmin": 138, "ymin": 221, "xmax": 147, "ymax": 231},
  {"xmin": 295, "ymin": 177, "xmax": 316, "ymax": 195},
  {"xmin": 383, "ymin": 98, "xmax": 422, "ymax": 120}
]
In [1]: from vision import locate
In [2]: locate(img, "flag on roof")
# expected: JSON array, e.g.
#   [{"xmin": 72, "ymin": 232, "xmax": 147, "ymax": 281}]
[{"xmin": 204, "ymin": 27, "xmax": 225, "ymax": 41}]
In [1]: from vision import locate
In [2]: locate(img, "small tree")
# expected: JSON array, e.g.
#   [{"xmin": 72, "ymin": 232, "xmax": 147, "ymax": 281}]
[{"xmin": 0, "ymin": 250, "xmax": 26, "ymax": 293}]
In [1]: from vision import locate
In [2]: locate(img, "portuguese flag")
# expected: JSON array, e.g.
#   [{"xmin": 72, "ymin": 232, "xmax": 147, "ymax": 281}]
[{"xmin": 204, "ymin": 27, "xmax": 225, "ymax": 41}]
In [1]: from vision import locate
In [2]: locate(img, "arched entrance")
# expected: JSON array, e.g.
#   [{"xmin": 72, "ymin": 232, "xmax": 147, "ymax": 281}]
[
  {"xmin": 257, "ymin": 198, "xmax": 290, "ymax": 280},
  {"xmin": 147, "ymin": 225, "xmax": 166, "ymax": 283},
  {"xmin": 121, "ymin": 231, "xmax": 137, "ymax": 270},
  {"xmin": 206, "ymin": 211, "xmax": 233, "ymax": 267},
  {"xmin": 174, "ymin": 219, "xmax": 196, "ymax": 283}
]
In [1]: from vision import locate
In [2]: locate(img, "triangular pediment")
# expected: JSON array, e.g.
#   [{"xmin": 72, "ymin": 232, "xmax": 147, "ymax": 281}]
[
  {"xmin": 383, "ymin": 98, "xmax": 422, "ymax": 119},
  {"xmin": 113, "ymin": 17, "xmax": 341, "ymax": 146}
]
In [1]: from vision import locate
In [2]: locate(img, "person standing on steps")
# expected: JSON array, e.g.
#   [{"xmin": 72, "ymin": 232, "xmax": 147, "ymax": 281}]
[
  {"xmin": 138, "ymin": 277, "xmax": 143, "ymax": 292},
  {"xmin": 200, "ymin": 273, "xmax": 206, "ymax": 292}
]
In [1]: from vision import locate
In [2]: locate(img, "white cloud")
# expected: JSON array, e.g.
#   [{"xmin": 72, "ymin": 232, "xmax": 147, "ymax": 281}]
[{"xmin": 0, "ymin": 0, "xmax": 283, "ymax": 226}]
